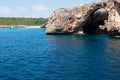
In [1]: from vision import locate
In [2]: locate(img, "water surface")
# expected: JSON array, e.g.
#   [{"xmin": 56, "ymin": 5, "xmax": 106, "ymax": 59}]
[{"xmin": 0, "ymin": 28, "xmax": 120, "ymax": 80}]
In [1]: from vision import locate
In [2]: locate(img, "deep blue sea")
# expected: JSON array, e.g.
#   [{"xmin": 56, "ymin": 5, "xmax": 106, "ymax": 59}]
[{"xmin": 0, "ymin": 28, "xmax": 120, "ymax": 80}]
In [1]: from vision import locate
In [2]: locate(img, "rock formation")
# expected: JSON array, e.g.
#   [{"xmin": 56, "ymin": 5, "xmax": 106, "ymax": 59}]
[{"xmin": 46, "ymin": 0, "xmax": 120, "ymax": 37}]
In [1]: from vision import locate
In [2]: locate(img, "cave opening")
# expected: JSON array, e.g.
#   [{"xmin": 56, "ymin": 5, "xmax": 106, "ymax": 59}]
[{"xmin": 83, "ymin": 8, "xmax": 108, "ymax": 34}]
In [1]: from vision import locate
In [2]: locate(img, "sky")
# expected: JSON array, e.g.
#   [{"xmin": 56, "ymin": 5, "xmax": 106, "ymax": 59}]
[{"xmin": 0, "ymin": 0, "xmax": 101, "ymax": 18}]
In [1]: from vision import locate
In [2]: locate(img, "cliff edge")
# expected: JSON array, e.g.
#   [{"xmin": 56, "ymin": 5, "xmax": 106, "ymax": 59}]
[{"xmin": 46, "ymin": 0, "xmax": 120, "ymax": 37}]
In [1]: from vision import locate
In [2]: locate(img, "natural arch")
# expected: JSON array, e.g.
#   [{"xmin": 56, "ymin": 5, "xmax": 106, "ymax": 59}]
[{"xmin": 83, "ymin": 8, "xmax": 108, "ymax": 34}]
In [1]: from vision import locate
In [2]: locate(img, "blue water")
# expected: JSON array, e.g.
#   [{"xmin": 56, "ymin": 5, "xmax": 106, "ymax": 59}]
[{"xmin": 0, "ymin": 28, "xmax": 120, "ymax": 80}]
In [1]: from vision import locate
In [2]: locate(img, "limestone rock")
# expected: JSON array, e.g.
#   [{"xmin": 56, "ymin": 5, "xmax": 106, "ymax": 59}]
[
  {"xmin": 46, "ymin": 1, "xmax": 120, "ymax": 37},
  {"xmin": 109, "ymin": 27, "xmax": 120, "ymax": 38},
  {"xmin": 116, "ymin": 0, "xmax": 120, "ymax": 3}
]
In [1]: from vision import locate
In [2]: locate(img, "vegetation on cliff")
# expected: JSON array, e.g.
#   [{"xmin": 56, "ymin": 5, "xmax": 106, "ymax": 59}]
[{"xmin": 0, "ymin": 17, "xmax": 48, "ymax": 26}]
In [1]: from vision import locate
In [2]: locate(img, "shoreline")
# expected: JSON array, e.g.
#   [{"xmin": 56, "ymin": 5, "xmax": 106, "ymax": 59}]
[{"xmin": 0, "ymin": 25, "xmax": 42, "ymax": 28}]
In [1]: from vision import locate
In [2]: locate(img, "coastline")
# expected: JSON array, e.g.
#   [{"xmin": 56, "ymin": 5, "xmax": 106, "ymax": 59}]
[{"xmin": 0, "ymin": 25, "xmax": 42, "ymax": 28}]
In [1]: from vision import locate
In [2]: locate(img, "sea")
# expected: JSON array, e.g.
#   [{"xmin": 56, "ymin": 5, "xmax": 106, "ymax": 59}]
[{"xmin": 0, "ymin": 28, "xmax": 120, "ymax": 80}]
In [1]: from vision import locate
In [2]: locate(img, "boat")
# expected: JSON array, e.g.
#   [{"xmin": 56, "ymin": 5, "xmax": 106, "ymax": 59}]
[{"xmin": 9, "ymin": 25, "xmax": 17, "ymax": 29}]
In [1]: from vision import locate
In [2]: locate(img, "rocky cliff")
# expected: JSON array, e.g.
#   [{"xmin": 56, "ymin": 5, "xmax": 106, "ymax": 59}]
[{"xmin": 46, "ymin": 0, "xmax": 120, "ymax": 37}]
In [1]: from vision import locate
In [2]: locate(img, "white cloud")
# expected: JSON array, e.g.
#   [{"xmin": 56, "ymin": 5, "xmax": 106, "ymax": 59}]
[
  {"xmin": 0, "ymin": 4, "xmax": 48, "ymax": 17},
  {"xmin": 0, "ymin": 6, "xmax": 12, "ymax": 14},
  {"xmin": 16, "ymin": 7, "xmax": 27, "ymax": 12},
  {"xmin": 0, "ymin": 6, "xmax": 27, "ymax": 14},
  {"xmin": 32, "ymin": 4, "xmax": 48, "ymax": 11}
]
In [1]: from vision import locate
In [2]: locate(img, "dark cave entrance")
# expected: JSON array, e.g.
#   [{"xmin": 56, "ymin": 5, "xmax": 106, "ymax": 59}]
[{"xmin": 83, "ymin": 8, "xmax": 108, "ymax": 34}]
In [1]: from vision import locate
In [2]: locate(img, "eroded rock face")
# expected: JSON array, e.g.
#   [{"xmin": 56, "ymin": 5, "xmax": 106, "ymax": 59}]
[
  {"xmin": 46, "ymin": 0, "xmax": 120, "ymax": 37},
  {"xmin": 83, "ymin": 8, "xmax": 108, "ymax": 34}
]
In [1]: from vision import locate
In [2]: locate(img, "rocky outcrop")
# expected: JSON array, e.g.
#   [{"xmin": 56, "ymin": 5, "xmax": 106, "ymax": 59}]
[
  {"xmin": 46, "ymin": 0, "xmax": 120, "ymax": 37},
  {"xmin": 109, "ymin": 27, "xmax": 120, "ymax": 37}
]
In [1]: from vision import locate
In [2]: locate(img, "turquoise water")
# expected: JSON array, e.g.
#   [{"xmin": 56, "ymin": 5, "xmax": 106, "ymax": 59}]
[{"xmin": 0, "ymin": 28, "xmax": 120, "ymax": 80}]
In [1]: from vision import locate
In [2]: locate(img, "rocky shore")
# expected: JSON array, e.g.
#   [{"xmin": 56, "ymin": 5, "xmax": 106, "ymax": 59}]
[{"xmin": 46, "ymin": 0, "xmax": 120, "ymax": 38}]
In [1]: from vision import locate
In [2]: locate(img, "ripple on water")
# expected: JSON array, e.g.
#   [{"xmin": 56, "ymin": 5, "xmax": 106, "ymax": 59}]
[{"xmin": 0, "ymin": 28, "xmax": 120, "ymax": 80}]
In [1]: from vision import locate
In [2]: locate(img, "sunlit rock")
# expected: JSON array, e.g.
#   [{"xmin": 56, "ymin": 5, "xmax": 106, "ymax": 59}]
[{"xmin": 46, "ymin": 0, "xmax": 120, "ymax": 37}]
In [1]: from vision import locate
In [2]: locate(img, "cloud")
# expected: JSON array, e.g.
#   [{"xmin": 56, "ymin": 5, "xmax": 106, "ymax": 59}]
[
  {"xmin": 32, "ymin": 4, "xmax": 48, "ymax": 11},
  {"xmin": 0, "ymin": 6, "xmax": 12, "ymax": 14},
  {"xmin": 16, "ymin": 7, "xmax": 27, "ymax": 12},
  {"xmin": 0, "ymin": 6, "xmax": 27, "ymax": 14},
  {"xmin": 0, "ymin": 4, "xmax": 48, "ymax": 17}
]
